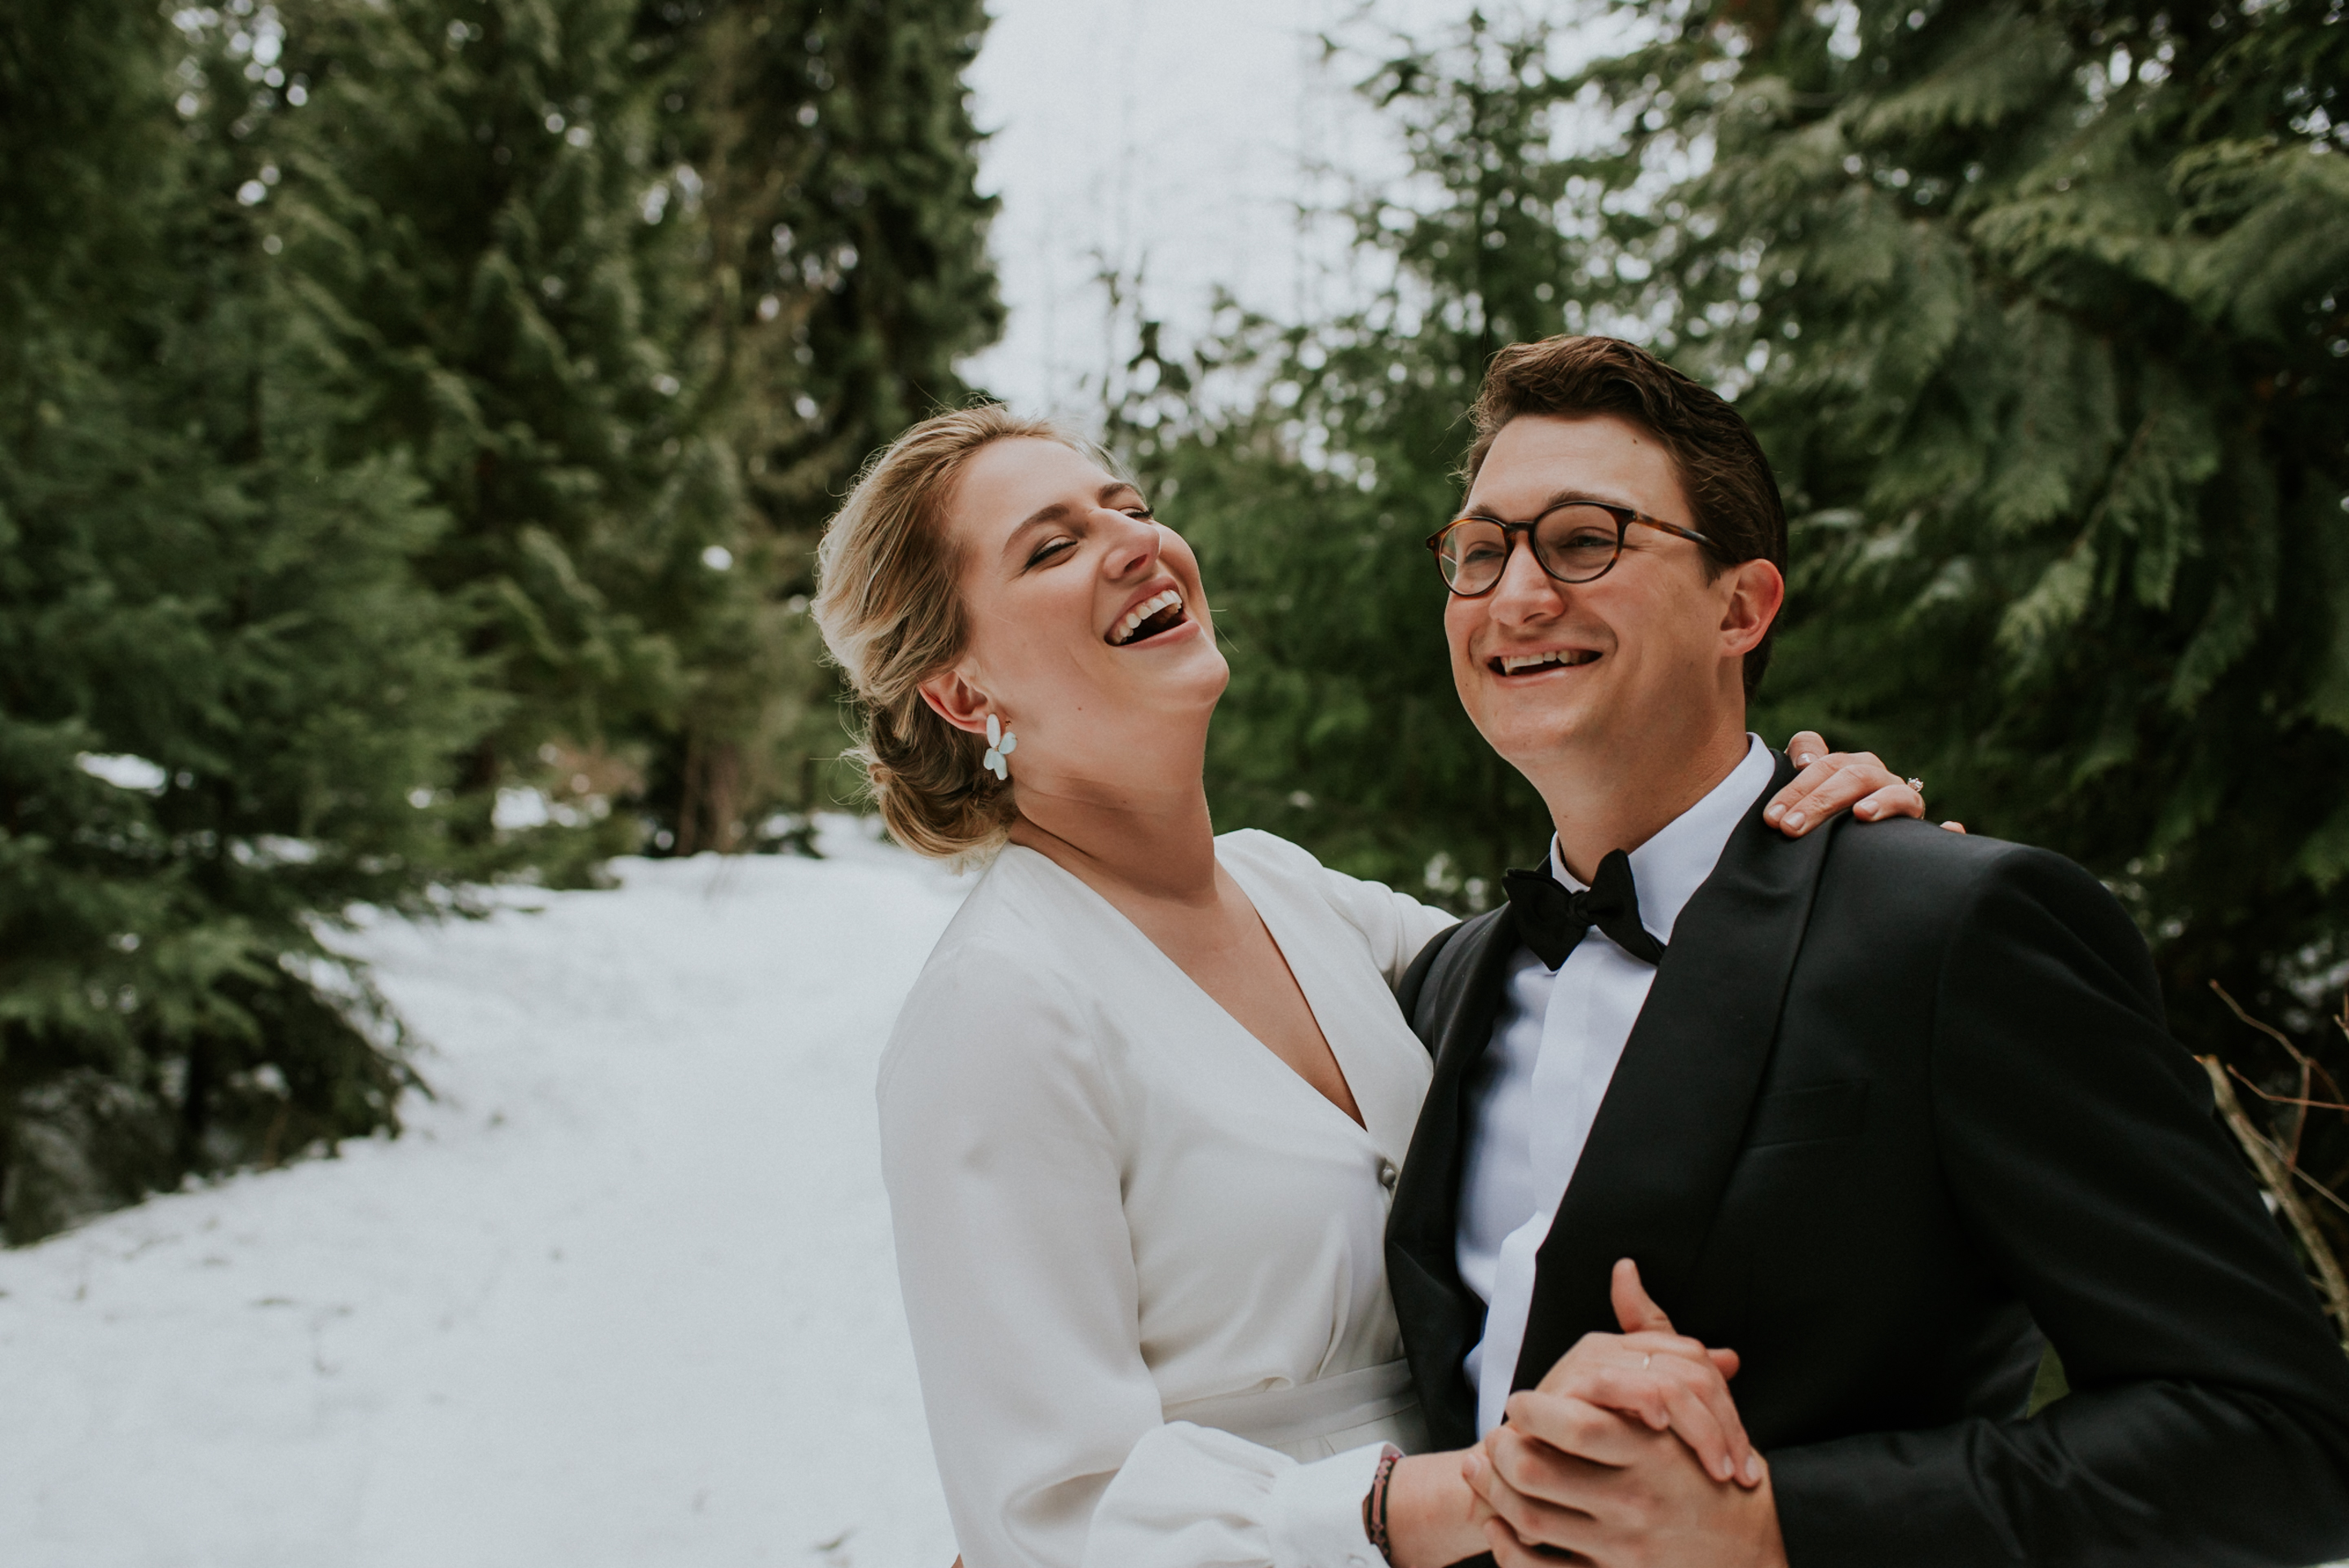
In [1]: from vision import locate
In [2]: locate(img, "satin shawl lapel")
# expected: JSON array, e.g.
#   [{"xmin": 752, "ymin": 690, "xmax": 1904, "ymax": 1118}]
[
  {"xmin": 1511, "ymin": 752, "xmax": 1834, "ymax": 1391},
  {"xmin": 1387, "ymin": 907, "xmax": 1520, "ymax": 1449}
]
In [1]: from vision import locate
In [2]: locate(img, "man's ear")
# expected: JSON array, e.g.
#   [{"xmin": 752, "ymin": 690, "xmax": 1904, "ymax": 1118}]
[
  {"xmin": 917, "ymin": 667, "xmax": 993, "ymax": 737},
  {"xmin": 1719, "ymin": 558, "xmax": 1785, "ymax": 660}
]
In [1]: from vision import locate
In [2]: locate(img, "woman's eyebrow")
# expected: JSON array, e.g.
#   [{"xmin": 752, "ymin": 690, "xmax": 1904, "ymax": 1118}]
[
  {"xmin": 1004, "ymin": 501, "xmax": 1072, "ymax": 551},
  {"xmin": 1001, "ymin": 484, "xmax": 1144, "ymax": 557}
]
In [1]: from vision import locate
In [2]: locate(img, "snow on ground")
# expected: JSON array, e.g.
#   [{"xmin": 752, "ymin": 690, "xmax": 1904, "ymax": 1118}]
[{"xmin": 0, "ymin": 819, "xmax": 971, "ymax": 1568}]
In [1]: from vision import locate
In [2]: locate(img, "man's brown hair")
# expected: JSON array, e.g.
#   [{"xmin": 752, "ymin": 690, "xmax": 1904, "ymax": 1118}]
[{"xmin": 1461, "ymin": 334, "xmax": 1788, "ymax": 696}]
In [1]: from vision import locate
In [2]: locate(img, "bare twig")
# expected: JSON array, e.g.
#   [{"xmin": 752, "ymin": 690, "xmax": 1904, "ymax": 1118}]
[
  {"xmin": 2211, "ymin": 981, "xmax": 2346, "ymax": 1172},
  {"xmin": 2222, "ymin": 1065, "xmax": 2349, "ymax": 1115},
  {"xmin": 2214, "ymin": 981, "xmax": 2349, "ymax": 1105},
  {"xmin": 2286, "ymin": 1160, "xmax": 2349, "ymax": 1225},
  {"xmin": 2199, "ymin": 1055, "xmax": 2349, "ymax": 1345}
]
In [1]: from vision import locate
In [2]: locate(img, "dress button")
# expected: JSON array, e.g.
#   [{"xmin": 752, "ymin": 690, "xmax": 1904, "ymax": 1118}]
[{"xmin": 1377, "ymin": 1158, "xmax": 1400, "ymax": 1192}]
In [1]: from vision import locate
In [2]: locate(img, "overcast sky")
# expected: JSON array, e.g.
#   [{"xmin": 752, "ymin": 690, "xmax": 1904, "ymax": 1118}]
[{"xmin": 959, "ymin": 0, "xmax": 1460, "ymax": 419}]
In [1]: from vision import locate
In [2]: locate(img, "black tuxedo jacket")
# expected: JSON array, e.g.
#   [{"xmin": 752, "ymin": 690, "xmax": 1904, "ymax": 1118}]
[{"xmin": 1386, "ymin": 753, "xmax": 2349, "ymax": 1566}]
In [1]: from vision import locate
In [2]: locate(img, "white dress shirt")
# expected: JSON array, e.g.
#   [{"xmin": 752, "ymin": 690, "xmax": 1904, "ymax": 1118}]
[
  {"xmin": 881, "ymin": 829, "xmax": 1459, "ymax": 1568},
  {"xmin": 1456, "ymin": 735, "xmax": 1775, "ymax": 1433}
]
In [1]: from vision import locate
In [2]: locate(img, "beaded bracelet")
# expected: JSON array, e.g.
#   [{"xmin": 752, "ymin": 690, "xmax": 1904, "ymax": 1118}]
[{"xmin": 1363, "ymin": 1446, "xmax": 1401, "ymax": 1564}]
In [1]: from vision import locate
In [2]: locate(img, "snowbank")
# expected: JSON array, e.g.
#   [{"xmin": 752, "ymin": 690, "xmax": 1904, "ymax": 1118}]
[{"xmin": 0, "ymin": 819, "xmax": 968, "ymax": 1568}]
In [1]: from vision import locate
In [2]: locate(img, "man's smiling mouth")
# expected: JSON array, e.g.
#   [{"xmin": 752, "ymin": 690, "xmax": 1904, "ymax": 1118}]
[
  {"xmin": 1110, "ymin": 589, "xmax": 1189, "ymax": 647},
  {"xmin": 1489, "ymin": 649, "xmax": 1599, "ymax": 676}
]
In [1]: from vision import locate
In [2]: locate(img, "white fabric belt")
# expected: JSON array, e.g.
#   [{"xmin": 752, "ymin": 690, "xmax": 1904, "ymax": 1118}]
[{"xmin": 1161, "ymin": 1359, "xmax": 1418, "ymax": 1452}]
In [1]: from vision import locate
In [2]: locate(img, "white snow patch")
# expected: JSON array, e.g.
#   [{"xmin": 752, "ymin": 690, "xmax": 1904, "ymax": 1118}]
[
  {"xmin": 493, "ymin": 785, "xmax": 554, "ymax": 830},
  {"xmin": 76, "ymin": 752, "xmax": 169, "ymax": 793},
  {"xmin": 0, "ymin": 817, "xmax": 972, "ymax": 1568}
]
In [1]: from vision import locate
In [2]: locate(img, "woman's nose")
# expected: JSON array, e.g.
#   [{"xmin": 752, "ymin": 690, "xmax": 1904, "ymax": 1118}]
[{"xmin": 1101, "ymin": 509, "xmax": 1162, "ymax": 578}]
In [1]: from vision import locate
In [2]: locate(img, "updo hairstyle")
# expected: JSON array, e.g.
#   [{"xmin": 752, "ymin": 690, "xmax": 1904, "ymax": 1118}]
[{"xmin": 812, "ymin": 404, "xmax": 1090, "ymax": 862}]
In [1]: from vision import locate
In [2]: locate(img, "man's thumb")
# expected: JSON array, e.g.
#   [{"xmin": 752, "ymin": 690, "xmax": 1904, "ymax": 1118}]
[{"xmin": 1611, "ymin": 1257, "xmax": 1674, "ymax": 1334}]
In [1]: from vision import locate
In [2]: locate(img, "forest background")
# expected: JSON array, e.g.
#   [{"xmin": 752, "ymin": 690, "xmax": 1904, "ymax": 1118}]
[{"xmin": 4, "ymin": 0, "xmax": 2347, "ymax": 1282}]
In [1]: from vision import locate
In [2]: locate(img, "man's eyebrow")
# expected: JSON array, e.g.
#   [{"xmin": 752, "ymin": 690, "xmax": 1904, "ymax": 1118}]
[
  {"xmin": 1463, "ymin": 488, "xmax": 1634, "ymax": 520},
  {"xmin": 1002, "ymin": 483, "xmax": 1144, "ymax": 554}
]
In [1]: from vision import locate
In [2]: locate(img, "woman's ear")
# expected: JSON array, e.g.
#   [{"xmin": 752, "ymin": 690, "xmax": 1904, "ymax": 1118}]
[{"xmin": 917, "ymin": 667, "xmax": 993, "ymax": 737}]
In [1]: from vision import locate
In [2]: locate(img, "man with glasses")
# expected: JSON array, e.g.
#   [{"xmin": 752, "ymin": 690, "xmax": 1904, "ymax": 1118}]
[{"xmin": 1378, "ymin": 334, "xmax": 2349, "ymax": 1567}]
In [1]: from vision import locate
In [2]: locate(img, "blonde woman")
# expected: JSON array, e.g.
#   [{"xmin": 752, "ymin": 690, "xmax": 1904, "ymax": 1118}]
[{"xmin": 812, "ymin": 407, "xmax": 1929, "ymax": 1568}]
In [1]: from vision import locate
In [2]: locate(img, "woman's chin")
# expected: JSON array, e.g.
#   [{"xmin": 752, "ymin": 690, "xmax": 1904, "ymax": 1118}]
[{"xmin": 1112, "ymin": 622, "xmax": 1226, "ymax": 689}]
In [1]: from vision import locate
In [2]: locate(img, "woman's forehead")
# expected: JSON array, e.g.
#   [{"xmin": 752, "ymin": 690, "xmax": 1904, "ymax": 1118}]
[{"xmin": 951, "ymin": 437, "xmax": 1127, "ymax": 537}]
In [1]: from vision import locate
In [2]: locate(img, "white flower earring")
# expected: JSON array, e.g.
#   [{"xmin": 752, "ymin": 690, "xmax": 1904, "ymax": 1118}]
[{"xmin": 982, "ymin": 713, "xmax": 1018, "ymax": 781}]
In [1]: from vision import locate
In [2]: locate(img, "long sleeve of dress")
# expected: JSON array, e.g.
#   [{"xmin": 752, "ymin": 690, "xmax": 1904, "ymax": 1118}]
[
  {"xmin": 1219, "ymin": 831, "xmax": 1460, "ymax": 993},
  {"xmin": 878, "ymin": 934, "xmax": 1397, "ymax": 1568}
]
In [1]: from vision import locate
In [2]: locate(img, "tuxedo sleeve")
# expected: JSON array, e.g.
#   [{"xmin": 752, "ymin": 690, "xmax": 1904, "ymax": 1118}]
[{"xmin": 1769, "ymin": 845, "xmax": 2349, "ymax": 1568}]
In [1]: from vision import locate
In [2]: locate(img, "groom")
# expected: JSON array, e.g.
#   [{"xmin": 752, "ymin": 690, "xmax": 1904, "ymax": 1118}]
[{"xmin": 1383, "ymin": 334, "xmax": 2349, "ymax": 1566}]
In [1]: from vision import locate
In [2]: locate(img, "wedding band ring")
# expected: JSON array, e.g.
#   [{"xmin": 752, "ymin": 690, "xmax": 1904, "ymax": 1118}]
[{"xmin": 1906, "ymin": 776, "xmax": 1926, "ymax": 796}]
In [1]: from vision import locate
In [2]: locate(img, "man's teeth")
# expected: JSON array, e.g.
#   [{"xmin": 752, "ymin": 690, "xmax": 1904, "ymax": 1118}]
[
  {"xmin": 1497, "ymin": 649, "xmax": 1597, "ymax": 674},
  {"xmin": 1112, "ymin": 589, "xmax": 1184, "ymax": 645}
]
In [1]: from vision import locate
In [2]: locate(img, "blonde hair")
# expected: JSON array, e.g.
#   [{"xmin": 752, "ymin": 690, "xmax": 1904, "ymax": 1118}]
[{"xmin": 812, "ymin": 404, "xmax": 1090, "ymax": 861}]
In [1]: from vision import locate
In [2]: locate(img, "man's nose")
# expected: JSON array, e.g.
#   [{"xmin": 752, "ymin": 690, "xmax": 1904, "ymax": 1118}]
[{"xmin": 1486, "ymin": 533, "xmax": 1566, "ymax": 623}]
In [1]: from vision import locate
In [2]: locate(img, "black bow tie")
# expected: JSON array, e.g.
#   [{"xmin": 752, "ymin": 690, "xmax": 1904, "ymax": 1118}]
[{"xmin": 1502, "ymin": 848, "xmax": 1666, "ymax": 970}]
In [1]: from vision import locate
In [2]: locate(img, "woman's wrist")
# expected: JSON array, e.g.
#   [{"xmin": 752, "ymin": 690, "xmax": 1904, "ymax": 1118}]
[{"xmin": 1378, "ymin": 1450, "xmax": 1488, "ymax": 1568}]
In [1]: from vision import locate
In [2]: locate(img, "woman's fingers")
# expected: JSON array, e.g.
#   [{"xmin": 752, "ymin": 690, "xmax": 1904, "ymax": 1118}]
[
  {"xmin": 1526, "ymin": 1268, "xmax": 1762, "ymax": 1487},
  {"xmin": 1765, "ymin": 744, "xmax": 1925, "ymax": 836},
  {"xmin": 1763, "ymin": 739, "xmax": 1842, "ymax": 833},
  {"xmin": 1851, "ymin": 781, "xmax": 1927, "ymax": 824},
  {"xmin": 1549, "ymin": 1362, "xmax": 1749, "ymax": 1482},
  {"xmin": 1471, "ymin": 1429, "xmax": 1605, "ymax": 1561},
  {"xmin": 1783, "ymin": 730, "xmax": 1830, "ymax": 768}
]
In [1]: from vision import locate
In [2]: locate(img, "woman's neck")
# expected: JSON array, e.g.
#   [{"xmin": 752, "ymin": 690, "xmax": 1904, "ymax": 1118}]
[{"xmin": 1006, "ymin": 771, "xmax": 1220, "ymax": 906}]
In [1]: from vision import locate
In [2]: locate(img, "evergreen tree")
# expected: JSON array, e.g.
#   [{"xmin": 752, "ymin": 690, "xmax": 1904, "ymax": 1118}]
[
  {"xmin": 0, "ymin": 0, "xmax": 1004, "ymax": 1242},
  {"xmin": 272, "ymin": 0, "xmax": 728, "ymax": 874},
  {"xmin": 1580, "ymin": 0, "xmax": 2349, "ymax": 1231},
  {"xmin": 0, "ymin": 0, "xmax": 492, "ymax": 1240},
  {"xmin": 630, "ymin": 0, "xmax": 1004, "ymax": 851},
  {"xmin": 1106, "ymin": 19, "xmax": 1603, "ymax": 907},
  {"xmin": 1124, "ymin": 0, "xmax": 2349, "ymax": 1239},
  {"xmin": 275, "ymin": 0, "xmax": 1004, "ymax": 859}
]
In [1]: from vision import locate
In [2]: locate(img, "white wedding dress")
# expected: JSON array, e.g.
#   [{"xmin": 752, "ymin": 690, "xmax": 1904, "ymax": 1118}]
[{"xmin": 879, "ymin": 829, "xmax": 1458, "ymax": 1568}]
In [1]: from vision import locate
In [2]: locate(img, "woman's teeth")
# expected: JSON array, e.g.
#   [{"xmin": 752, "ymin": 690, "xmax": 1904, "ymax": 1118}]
[
  {"xmin": 1110, "ymin": 589, "xmax": 1186, "ymax": 646},
  {"xmin": 1497, "ymin": 649, "xmax": 1598, "ymax": 674}
]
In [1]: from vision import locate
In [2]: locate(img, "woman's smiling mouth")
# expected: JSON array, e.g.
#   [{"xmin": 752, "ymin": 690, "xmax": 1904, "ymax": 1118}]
[{"xmin": 1109, "ymin": 588, "xmax": 1189, "ymax": 646}]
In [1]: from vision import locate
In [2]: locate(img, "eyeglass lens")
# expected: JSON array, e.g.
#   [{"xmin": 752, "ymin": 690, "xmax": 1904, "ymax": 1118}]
[{"xmin": 1436, "ymin": 506, "xmax": 1622, "ymax": 594}]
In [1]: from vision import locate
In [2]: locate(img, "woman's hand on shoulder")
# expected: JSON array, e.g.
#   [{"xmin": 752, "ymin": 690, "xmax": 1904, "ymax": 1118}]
[{"xmin": 1767, "ymin": 730, "xmax": 1966, "ymax": 838}]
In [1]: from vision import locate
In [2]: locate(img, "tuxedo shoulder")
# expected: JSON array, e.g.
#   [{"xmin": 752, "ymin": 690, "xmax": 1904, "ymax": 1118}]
[
  {"xmin": 1825, "ymin": 817, "xmax": 2090, "ymax": 891},
  {"xmin": 1819, "ymin": 819, "xmax": 2138, "ymax": 949}
]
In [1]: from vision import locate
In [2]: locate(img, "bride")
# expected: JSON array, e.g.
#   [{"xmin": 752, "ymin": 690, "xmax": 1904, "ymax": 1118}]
[{"xmin": 812, "ymin": 405, "xmax": 1929, "ymax": 1568}]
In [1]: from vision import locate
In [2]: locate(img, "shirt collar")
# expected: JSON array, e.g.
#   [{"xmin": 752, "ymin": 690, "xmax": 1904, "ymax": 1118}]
[{"xmin": 1546, "ymin": 735, "xmax": 1774, "ymax": 946}]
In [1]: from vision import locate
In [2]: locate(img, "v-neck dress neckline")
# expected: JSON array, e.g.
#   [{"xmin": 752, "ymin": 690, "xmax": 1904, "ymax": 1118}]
[{"xmin": 996, "ymin": 840, "xmax": 1376, "ymax": 1141}]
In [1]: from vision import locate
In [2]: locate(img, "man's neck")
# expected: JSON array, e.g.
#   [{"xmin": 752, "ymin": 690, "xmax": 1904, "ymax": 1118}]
[{"xmin": 1533, "ymin": 722, "xmax": 1754, "ymax": 886}]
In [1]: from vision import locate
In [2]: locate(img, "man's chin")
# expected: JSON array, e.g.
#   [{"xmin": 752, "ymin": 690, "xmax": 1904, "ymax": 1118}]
[{"xmin": 1468, "ymin": 701, "xmax": 1604, "ymax": 779}]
